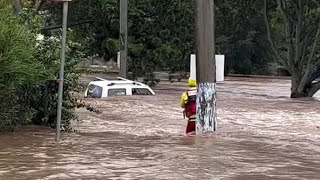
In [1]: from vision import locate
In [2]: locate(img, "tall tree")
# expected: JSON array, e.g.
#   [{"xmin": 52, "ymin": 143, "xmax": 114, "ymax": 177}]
[
  {"xmin": 216, "ymin": 0, "xmax": 274, "ymax": 75},
  {"xmin": 264, "ymin": 0, "xmax": 320, "ymax": 97}
]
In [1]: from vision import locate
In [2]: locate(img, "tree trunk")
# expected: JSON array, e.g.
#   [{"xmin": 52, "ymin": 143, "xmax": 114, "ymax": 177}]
[
  {"xmin": 291, "ymin": 85, "xmax": 306, "ymax": 98},
  {"xmin": 290, "ymin": 74, "xmax": 320, "ymax": 98}
]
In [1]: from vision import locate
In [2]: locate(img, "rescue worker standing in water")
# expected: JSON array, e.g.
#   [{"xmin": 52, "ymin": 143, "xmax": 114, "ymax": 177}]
[{"xmin": 180, "ymin": 78, "xmax": 197, "ymax": 135}]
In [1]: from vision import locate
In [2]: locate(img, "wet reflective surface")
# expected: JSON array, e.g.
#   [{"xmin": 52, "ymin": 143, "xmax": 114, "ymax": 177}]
[{"xmin": 1, "ymin": 77, "xmax": 320, "ymax": 179}]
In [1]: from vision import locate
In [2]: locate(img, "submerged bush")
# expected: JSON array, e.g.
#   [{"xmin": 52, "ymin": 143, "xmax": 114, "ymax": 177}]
[{"xmin": 0, "ymin": 2, "xmax": 47, "ymax": 131}]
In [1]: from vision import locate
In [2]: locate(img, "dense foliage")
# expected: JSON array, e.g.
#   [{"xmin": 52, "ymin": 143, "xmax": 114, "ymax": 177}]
[
  {"xmin": 38, "ymin": 0, "xmax": 276, "ymax": 77},
  {"xmin": 41, "ymin": 0, "xmax": 319, "ymax": 96},
  {"xmin": 0, "ymin": 2, "xmax": 45, "ymax": 131},
  {"xmin": 0, "ymin": 2, "xmax": 97, "ymax": 131},
  {"xmin": 2, "ymin": 0, "xmax": 320, "ymax": 131}
]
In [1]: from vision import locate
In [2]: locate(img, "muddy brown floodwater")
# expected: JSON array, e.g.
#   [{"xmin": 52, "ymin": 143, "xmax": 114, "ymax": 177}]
[{"xmin": 1, "ymin": 77, "xmax": 320, "ymax": 180}]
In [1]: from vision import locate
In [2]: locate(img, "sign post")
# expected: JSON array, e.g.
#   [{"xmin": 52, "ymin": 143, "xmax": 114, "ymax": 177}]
[
  {"xmin": 119, "ymin": 0, "xmax": 128, "ymax": 78},
  {"xmin": 49, "ymin": 0, "xmax": 71, "ymax": 143}
]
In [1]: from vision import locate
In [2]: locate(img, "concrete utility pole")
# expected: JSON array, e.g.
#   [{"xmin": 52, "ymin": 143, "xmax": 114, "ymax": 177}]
[
  {"xmin": 119, "ymin": 0, "xmax": 128, "ymax": 78},
  {"xmin": 195, "ymin": 0, "xmax": 217, "ymax": 134},
  {"xmin": 53, "ymin": 0, "xmax": 71, "ymax": 143}
]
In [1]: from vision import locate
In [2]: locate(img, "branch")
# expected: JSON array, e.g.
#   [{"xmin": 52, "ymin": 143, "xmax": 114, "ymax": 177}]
[
  {"xmin": 305, "ymin": 23, "xmax": 320, "ymax": 70},
  {"xmin": 264, "ymin": 0, "xmax": 289, "ymax": 69},
  {"xmin": 41, "ymin": 20, "xmax": 94, "ymax": 31},
  {"xmin": 292, "ymin": 0, "xmax": 299, "ymax": 13},
  {"xmin": 287, "ymin": 23, "xmax": 295, "ymax": 66},
  {"xmin": 303, "ymin": 26, "xmax": 317, "ymax": 43},
  {"xmin": 298, "ymin": 25, "xmax": 320, "ymax": 91},
  {"xmin": 277, "ymin": 0, "xmax": 295, "ymax": 67},
  {"xmin": 300, "ymin": 26, "xmax": 318, "ymax": 67},
  {"xmin": 304, "ymin": 59, "xmax": 320, "ymax": 90},
  {"xmin": 294, "ymin": 0, "xmax": 304, "ymax": 66},
  {"xmin": 299, "ymin": 39, "xmax": 308, "ymax": 68},
  {"xmin": 277, "ymin": 0, "xmax": 296, "ymax": 23},
  {"xmin": 298, "ymin": 16, "xmax": 320, "ymax": 91}
]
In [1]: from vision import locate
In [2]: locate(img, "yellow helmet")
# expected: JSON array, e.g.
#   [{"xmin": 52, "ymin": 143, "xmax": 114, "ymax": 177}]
[{"xmin": 188, "ymin": 78, "xmax": 196, "ymax": 87}]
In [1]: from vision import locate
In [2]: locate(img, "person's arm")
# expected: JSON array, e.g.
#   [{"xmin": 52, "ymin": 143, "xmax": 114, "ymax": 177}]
[{"xmin": 180, "ymin": 92, "xmax": 188, "ymax": 108}]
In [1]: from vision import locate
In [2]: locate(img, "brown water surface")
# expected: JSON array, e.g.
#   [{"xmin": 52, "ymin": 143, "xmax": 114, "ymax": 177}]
[{"xmin": 1, "ymin": 77, "xmax": 320, "ymax": 180}]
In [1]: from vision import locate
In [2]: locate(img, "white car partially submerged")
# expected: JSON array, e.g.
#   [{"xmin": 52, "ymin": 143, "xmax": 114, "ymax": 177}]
[{"xmin": 84, "ymin": 77, "xmax": 155, "ymax": 98}]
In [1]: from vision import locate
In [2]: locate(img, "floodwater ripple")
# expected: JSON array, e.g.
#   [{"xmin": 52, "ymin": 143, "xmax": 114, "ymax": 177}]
[{"xmin": 0, "ymin": 77, "xmax": 320, "ymax": 180}]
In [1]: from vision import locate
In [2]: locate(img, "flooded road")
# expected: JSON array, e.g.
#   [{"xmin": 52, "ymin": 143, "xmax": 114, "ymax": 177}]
[{"xmin": 1, "ymin": 77, "xmax": 320, "ymax": 179}]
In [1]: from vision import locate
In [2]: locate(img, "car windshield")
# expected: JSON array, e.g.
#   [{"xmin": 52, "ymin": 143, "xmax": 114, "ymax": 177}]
[{"xmin": 87, "ymin": 84, "xmax": 103, "ymax": 98}]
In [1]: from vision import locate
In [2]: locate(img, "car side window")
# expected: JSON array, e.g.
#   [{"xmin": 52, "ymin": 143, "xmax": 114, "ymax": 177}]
[
  {"xmin": 108, "ymin": 88, "xmax": 126, "ymax": 96},
  {"xmin": 132, "ymin": 88, "xmax": 152, "ymax": 95}
]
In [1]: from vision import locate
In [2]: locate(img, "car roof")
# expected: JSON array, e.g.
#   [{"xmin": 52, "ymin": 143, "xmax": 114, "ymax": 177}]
[
  {"xmin": 86, "ymin": 76, "xmax": 156, "ymax": 95},
  {"xmin": 88, "ymin": 77, "xmax": 150, "ymax": 89}
]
